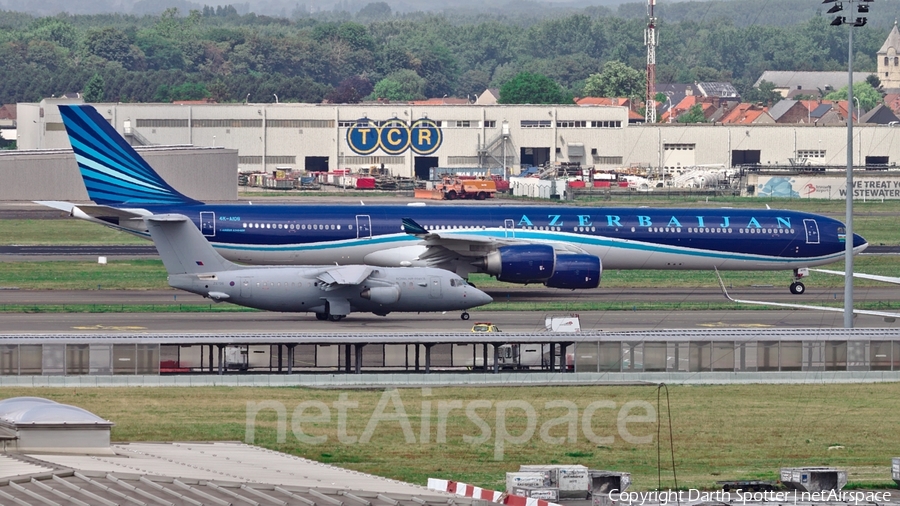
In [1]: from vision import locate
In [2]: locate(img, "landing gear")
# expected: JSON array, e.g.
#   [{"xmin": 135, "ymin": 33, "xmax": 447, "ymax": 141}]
[
  {"xmin": 316, "ymin": 313, "xmax": 327, "ymax": 321},
  {"xmin": 461, "ymin": 312, "xmax": 470, "ymax": 320},
  {"xmin": 328, "ymin": 314, "xmax": 345, "ymax": 321},
  {"xmin": 790, "ymin": 267, "xmax": 809, "ymax": 295}
]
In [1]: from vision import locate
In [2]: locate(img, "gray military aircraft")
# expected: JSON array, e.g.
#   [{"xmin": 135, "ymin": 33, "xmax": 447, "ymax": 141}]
[{"xmin": 146, "ymin": 213, "xmax": 492, "ymax": 321}]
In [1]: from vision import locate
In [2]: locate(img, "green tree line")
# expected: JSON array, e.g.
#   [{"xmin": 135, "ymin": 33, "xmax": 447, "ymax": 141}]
[{"xmin": 0, "ymin": 4, "xmax": 890, "ymax": 105}]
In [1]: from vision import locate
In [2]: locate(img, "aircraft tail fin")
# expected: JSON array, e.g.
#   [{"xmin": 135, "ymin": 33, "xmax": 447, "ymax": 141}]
[
  {"xmin": 145, "ymin": 214, "xmax": 236, "ymax": 275},
  {"xmin": 58, "ymin": 105, "xmax": 201, "ymax": 206}
]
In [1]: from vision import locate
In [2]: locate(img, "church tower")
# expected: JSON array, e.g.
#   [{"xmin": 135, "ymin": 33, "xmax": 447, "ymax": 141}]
[{"xmin": 877, "ymin": 21, "xmax": 900, "ymax": 89}]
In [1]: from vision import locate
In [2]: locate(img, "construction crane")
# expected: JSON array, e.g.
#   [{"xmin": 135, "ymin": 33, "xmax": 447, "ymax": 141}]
[{"xmin": 644, "ymin": 0, "xmax": 658, "ymax": 123}]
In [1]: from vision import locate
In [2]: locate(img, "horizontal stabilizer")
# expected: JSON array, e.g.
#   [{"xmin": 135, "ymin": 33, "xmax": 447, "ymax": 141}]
[{"xmin": 33, "ymin": 201, "xmax": 76, "ymax": 214}]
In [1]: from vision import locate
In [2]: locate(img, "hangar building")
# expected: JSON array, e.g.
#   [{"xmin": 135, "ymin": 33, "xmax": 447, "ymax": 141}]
[{"xmin": 11, "ymin": 97, "xmax": 900, "ymax": 201}]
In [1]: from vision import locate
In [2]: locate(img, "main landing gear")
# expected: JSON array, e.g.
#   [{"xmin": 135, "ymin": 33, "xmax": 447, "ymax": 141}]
[
  {"xmin": 316, "ymin": 312, "xmax": 345, "ymax": 321},
  {"xmin": 461, "ymin": 312, "xmax": 470, "ymax": 320},
  {"xmin": 790, "ymin": 267, "xmax": 809, "ymax": 295}
]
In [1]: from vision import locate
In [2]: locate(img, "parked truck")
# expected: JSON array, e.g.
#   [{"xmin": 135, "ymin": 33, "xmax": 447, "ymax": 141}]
[{"xmin": 414, "ymin": 176, "xmax": 497, "ymax": 200}]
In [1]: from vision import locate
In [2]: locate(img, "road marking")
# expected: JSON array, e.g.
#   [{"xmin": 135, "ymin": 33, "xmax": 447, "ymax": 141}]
[
  {"xmin": 698, "ymin": 321, "xmax": 774, "ymax": 328},
  {"xmin": 71, "ymin": 325, "xmax": 147, "ymax": 330}
]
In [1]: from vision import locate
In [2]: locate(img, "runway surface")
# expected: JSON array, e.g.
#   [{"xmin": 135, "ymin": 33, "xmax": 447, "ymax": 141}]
[{"xmin": 0, "ymin": 285, "xmax": 898, "ymax": 305}]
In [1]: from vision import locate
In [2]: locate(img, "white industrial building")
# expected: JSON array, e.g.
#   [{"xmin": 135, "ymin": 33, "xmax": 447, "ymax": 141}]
[{"xmin": 17, "ymin": 98, "xmax": 900, "ymax": 181}]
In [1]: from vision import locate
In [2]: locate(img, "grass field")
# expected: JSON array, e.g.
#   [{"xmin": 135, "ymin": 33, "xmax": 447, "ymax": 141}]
[
  {"xmin": 10, "ymin": 384, "xmax": 898, "ymax": 491},
  {"xmin": 0, "ymin": 220, "xmax": 147, "ymax": 245}
]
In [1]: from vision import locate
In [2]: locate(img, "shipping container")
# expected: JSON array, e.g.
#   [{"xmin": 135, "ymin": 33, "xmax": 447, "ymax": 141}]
[{"xmin": 506, "ymin": 472, "xmax": 551, "ymax": 492}]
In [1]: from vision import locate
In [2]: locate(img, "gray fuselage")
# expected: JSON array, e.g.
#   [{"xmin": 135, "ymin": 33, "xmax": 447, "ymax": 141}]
[{"xmin": 168, "ymin": 266, "xmax": 491, "ymax": 316}]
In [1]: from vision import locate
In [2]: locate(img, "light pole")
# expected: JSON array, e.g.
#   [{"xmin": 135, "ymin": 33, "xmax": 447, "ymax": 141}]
[{"xmin": 823, "ymin": 0, "xmax": 870, "ymax": 328}]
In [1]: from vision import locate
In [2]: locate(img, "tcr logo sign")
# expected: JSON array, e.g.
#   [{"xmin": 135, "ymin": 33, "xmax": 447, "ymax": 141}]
[{"xmin": 346, "ymin": 118, "xmax": 442, "ymax": 155}]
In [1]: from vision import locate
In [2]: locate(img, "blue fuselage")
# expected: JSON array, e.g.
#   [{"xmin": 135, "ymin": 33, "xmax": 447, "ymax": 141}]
[{"xmin": 110, "ymin": 203, "xmax": 864, "ymax": 271}]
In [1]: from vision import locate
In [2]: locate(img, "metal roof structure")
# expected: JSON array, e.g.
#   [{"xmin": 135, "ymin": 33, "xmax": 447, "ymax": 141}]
[
  {"xmin": 0, "ymin": 442, "xmax": 496, "ymax": 506},
  {"xmin": 0, "ymin": 328, "xmax": 898, "ymax": 345}
]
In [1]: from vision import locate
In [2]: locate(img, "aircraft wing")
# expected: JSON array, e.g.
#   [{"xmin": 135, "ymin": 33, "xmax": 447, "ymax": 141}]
[
  {"xmin": 401, "ymin": 217, "xmax": 588, "ymax": 267},
  {"xmin": 813, "ymin": 268, "xmax": 900, "ymax": 285},
  {"xmin": 316, "ymin": 265, "xmax": 374, "ymax": 290},
  {"xmin": 715, "ymin": 269, "xmax": 900, "ymax": 320}
]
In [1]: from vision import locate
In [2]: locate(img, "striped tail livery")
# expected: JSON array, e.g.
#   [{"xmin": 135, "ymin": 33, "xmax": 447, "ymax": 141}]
[{"xmin": 57, "ymin": 104, "xmax": 200, "ymax": 206}]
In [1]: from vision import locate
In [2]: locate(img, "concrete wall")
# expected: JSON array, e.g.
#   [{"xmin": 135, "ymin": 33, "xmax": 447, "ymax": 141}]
[
  {"xmin": 0, "ymin": 147, "xmax": 238, "ymax": 201},
  {"xmin": 15, "ymin": 426, "xmax": 112, "ymax": 454}
]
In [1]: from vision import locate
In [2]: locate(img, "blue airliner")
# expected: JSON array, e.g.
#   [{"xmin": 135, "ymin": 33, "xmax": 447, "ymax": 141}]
[{"xmin": 39, "ymin": 104, "xmax": 867, "ymax": 294}]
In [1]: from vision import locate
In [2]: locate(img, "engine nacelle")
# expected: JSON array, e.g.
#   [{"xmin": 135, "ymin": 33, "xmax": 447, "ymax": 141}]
[
  {"xmin": 483, "ymin": 245, "xmax": 555, "ymax": 283},
  {"xmin": 544, "ymin": 254, "xmax": 602, "ymax": 289},
  {"xmin": 360, "ymin": 286, "xmax": 400, "ymax": 304}
]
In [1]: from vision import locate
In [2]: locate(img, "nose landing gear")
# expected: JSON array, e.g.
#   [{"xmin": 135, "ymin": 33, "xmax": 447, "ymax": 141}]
[
  {"xmin": 790, "ymin": 267, "xmax": 809, "ymax": 295},
  {"xmin": 461, "ymin": 312, "xmax": 470, "ymax": 320}
]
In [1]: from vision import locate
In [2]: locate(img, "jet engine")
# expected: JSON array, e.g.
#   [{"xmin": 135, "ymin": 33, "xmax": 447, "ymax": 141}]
[
  {"xmin": 481, "ymin": 245, "xmax": 556, "ymax": 283},
  {"xmin": 481, "ymin": 245, "xmax": 602, "ymax": 288},
  {"xmin": 360, "ymin": 286, "xmax": 401, "ymax": 304},
  {"xmin": 544, "ymin": 254, "xmax": 602, "ymax": 289}
]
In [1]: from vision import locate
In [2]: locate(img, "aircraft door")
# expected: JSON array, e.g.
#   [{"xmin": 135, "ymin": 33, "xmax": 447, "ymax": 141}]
[
  {"xmin": 356, "ymin": 215, "xmax": 372, "ymax": 239},
  {"xmin": 200, "ymin": 212, "xmax": 216, "ymax": 237},
  {"xmin": 803, "ymin": 219, "xmax": 820, "ymax": 244},
  {"xmin": 429, "ymin": 276, "xmax": 442, "ymax": 298},
  {"xmin": 504, "ymin": 219, "xmax": 515, "ymax": 238},
  {"xmin": 240, "ymin": 278, "xmax": 252, "ymax": 298}
]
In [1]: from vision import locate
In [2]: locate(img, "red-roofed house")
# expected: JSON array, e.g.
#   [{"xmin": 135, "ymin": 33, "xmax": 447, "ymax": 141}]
[
  {"xmin": 885, "ymin": 93, "xmax": 900, "ymax": 117},
  {"xmin": 662, "ymin": 96, "xmax": 718, "ymax": 123},
  {"xmin": 719, "ymin": 103, "xmax": 774, "ymax": 124},
  {"xmin": 0, "ymin": 104, "xmax": 16, "ymax": 121},
  {"xmin": 574, "ymin": 97, "xmax": 632, "ymax": 107}
]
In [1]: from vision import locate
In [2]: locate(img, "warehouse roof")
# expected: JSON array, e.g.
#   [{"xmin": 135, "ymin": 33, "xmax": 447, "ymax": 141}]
[{"xmin": 0, "ymin": 442, "xmax": 495, "ymax": 506}]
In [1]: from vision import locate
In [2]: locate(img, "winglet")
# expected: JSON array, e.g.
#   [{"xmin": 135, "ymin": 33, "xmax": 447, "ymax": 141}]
[{"xmin": 402, "ymin": 217, "xmax": 430, "ymax": 236}]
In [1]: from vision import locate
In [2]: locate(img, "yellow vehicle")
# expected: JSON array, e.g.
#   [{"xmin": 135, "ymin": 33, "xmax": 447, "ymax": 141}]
[{"xmin": 471, "ymin": 322, "xmax": 502, "ymax": 332}]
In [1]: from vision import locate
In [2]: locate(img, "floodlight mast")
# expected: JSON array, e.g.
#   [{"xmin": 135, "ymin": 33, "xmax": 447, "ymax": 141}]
[
  {"xmin": 645, "ymin": 0, "xmax": 658, "ymax": 123},
  {"xmin": 822, "ymin": 0, "xmax": 870, "ymax": 328}
]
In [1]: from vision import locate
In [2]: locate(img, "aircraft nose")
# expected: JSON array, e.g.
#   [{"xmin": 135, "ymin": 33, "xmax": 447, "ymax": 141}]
[
  {"xmin": 469, "ymin": 288, "xmax": 493, "ymax": 307},
  {"xmin": 854, "ymin": 233, "xmax": 868, "ymax": 252}
]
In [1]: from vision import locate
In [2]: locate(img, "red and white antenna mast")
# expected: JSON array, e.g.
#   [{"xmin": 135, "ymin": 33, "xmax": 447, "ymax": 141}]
[{"xmin": 644, "ymin": 0, "xmax": 658, "ymax": 123}]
